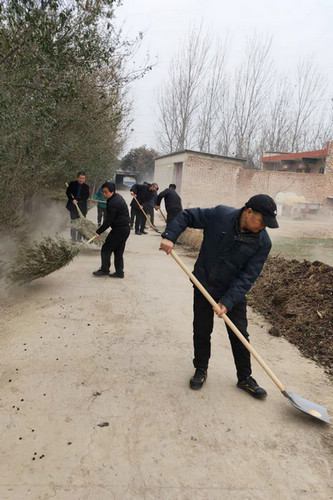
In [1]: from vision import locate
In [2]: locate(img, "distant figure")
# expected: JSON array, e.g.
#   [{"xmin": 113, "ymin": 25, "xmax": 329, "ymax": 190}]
[
  {"xmin": 156, "ymin": 184, "xmax": 182, "ymax": 224},
  {"xmin": 93, "ymin": 183, "xmax": 108, "ymax": 225},
  {"xmin": 92, "ymin": 182, "xmax": 130, "ymax": 278},
  {"xmin": 130, "ymin": 182, "xmax": 159, "ymax": 235},
  {"xmin": 145, "ymin": 187, "xmax": 158, "ymax": 226},
  {"xmin": 66, "ymin": 171, "xmax": 90, "ymax": 242}
]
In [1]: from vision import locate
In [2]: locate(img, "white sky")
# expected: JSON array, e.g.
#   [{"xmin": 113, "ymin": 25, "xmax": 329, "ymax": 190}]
[{"xmin": 115, "ymin": 0, "xmax": 333, "ymax": 154}]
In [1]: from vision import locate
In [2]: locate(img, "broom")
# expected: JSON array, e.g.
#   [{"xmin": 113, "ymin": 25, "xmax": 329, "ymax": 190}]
[
  {"xmin": 8, "ymin": 234, "xmax": 95, "ymax": 284},
  {"xmin": 66, "ymin": 182, "xmax": 106, "ymax": 245},
  {"xmin": 133, "ymin": 196, "xmax": 160, "ymax": 233},
  {"xmin": 71, "ymin": 218, "xmax": 106, "ymax": 246}
]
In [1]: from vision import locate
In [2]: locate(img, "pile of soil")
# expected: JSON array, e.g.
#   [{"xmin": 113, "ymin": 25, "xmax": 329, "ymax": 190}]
[{"xmin": 248, "ymin": 257, "xmax": 333, "ymax": 376}]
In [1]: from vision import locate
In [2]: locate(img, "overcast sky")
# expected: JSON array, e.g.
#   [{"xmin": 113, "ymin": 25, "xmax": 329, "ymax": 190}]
[{"xmin": 115, "ymin": 0, "xmax": 333, "ymax": 154}]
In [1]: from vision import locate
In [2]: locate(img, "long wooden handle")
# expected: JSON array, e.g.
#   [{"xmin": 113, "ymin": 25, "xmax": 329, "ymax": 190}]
[
  {"xmin": 159, "ymin": 208, "xmax": 167, "ymax": 223},
  {"xmin": 89, "ymin": 198, "xmax": 107, "ymax": 204},
  {"xmin": 85, "ymin": 235, "xmax": 97, "ymax": 244},
  {"xmin": 133, "ymin": 196, "xmax": 159, "ymax": 232},
  {"xmin": 169, "ymin": 249, "xmax": 286, "ymax": 392},
  {"xmin": 66, "ymin": 182, "xmax": 85, "ymax": 218}
]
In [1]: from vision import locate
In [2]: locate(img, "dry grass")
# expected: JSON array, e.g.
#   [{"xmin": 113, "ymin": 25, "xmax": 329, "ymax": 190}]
[{"xmin": 178, "ymin": 228, "xmax": 202, "ymax": 254}]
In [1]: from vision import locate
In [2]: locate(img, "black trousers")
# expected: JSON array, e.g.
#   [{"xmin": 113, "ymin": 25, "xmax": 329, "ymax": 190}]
[
  {"xmin": 101, "ymin": 226, "xmax": 130, "ymax": 273},
  {"xmin": 134, "ymin": 207, "xmax": 145, "ymax": 233},
  {"xmin": 193, "ymin": 288, "xmax": 251, "ymax": 381},
  {"xmin": 97, "ymin": 206, "xmax": 106, "ymax": 226},
  {"xmin": 167, "ymin": 209, "xmax": 181, "ymax": 224},
  {"xmin": 130, "ymin": 206, "xmax": 136, "ymax": 228},
  {"xmin": 69, "ymin": 202, "xmax": 87, "ymax": 241}
]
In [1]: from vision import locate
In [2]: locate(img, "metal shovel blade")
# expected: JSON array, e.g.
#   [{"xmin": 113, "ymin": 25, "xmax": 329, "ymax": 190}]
[{"xmin": 283, "ymin": 391, "xmax": 330, "ymax": 423}]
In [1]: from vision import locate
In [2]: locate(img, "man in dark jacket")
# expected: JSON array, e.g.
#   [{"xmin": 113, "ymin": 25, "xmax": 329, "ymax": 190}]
[
  {"xmin": 66, "ymin": 171, "xmax": 90, "ymax": 242},
  {"xmin": 92, "ymin": 182, "xmax": 130, "ymax": 278},
  {"xmin": 130, "ymin": 182, "xmax": 159, "ymax": 234},
  {"xmin": 160, "ymin": 194, "xmax": 279, "ymax": 398},
  {"xmin": 156, "ymin": 184, "xmax": 182, "ymax": 224}
]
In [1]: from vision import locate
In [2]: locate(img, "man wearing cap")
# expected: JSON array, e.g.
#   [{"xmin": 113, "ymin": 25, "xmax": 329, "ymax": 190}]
[{"xmin": 160, "ymin": 194, "xmax": 278, "ymax": 398}]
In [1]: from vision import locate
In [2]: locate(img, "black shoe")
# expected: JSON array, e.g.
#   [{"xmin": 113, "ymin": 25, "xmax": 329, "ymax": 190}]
[
  {"xmin": 92, "ymin": 269, "xmax": 109, "ymax": 277},
  {"xmin": 190, "ymin": 368, "xmax": 207, "ymax": 390},
  {"xmin": 135, "ymin": 231, "xmax": 142, "ymax": 235},
  {"xmin": 237, "ymin": 377, "xmax": 267, "ymax": 399},
  {"xmin": 109, "ymin": 272, "xmax": 124, "ymax": 278},
  {"xmin": 141, "ymin": 230, "xmax": 148, "ymax": 235}
]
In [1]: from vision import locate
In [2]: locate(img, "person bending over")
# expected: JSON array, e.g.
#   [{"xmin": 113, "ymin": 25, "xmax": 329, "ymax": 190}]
[{"xmin": 160, "ymin": 194, "xmax": 279, "ymax": 398}]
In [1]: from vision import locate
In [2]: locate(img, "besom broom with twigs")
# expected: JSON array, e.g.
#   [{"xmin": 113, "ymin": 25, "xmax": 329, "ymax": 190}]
[
  {"xmin": 72, "ymin": 218, "xmax": 107, "ymax": 246},
  {"xmin": 66, "ymin": 181, "xmax": 106, "ymax": 245},
  {"xmin": 8, "ymin": 235, "xmax": 81, "ymax": 284}
]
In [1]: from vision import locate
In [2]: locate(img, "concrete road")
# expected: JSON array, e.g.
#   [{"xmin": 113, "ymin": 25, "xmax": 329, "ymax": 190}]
[{"xmin": 0, "ymin": 212, "xmax": 333, "ymax": 499}]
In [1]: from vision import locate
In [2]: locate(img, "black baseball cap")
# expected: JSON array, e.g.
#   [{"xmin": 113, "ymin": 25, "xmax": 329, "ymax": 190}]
[{"xmin": 245, "ymin": 194, "xmax": 279, "ymax": 228}]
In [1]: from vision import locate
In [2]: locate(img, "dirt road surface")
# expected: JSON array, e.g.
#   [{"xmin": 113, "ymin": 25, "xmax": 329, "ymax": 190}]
[{"xmin": 1, "ymin": 212, "xmax": 333, "ymax": 499}]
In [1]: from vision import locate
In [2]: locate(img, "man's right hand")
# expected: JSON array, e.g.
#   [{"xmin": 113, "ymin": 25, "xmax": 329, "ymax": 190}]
[
  {"xmin": 72, "ymin": 199, "xmax": 78, "ymax": 205},
  {"xmin": 130, "ymin": 192, "xmax": 135, "ymax": 197},
  {"xmin": 160, "ymin": 238, "xmax": 174, "ymax": 254}
]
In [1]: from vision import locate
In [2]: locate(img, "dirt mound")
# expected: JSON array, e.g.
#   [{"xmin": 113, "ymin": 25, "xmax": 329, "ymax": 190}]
[{"xmin": 248, "ymin": 257, "xmax": 333, "ymax": 376}]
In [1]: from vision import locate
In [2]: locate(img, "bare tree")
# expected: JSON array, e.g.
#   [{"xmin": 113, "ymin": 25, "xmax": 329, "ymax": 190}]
[
  {"xmin": 156, "ymin": 28, "xmax": 332, "ymax": 167},
  {"xmin": 215, "ymin": 77, "xmax": 236, "ymax": 156},
  {"xmin": 260, "ymin": 77, "xmax": 293, "ymax": 153},
  {"xmin": 156, "ymin": 25, "xmax": 211, "ymax": 153},
  {"xmin": 233, "ymin": 34, "xmax": 273, "ymax": 163},
  {"xmin": 196, "ymin": 37, "xmax": 230, "ymax": 152},
  {"xmin": 289, "ymin": 58, "xmax": 326, "ymax": 151}
]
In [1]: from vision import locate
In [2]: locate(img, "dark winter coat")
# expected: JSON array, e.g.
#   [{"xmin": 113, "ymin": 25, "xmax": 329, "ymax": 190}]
[
  {"xmin": 66, "ymin": 181, "xmax": 90, "ymax": 212},
  {"xmin": 162, "ymin": 205, "xmax": 272, "ymax": 311},
  {"xmin": 130, "ymin": 183, "xmax": 155, "ymax": 207},
  {"xmin": 156, "ymin": 188, "xmax": 182, "ymax": 213},
  {"xmin": 96, "ymin": 193, "xmax": 130, "ymax": 234}
]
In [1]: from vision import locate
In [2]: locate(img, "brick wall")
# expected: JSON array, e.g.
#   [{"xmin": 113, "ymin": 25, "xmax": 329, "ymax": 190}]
[
  {"xmin": 325, "ymin": 141, "xmax": 333, "ymax": 173},
  {"xmin": 182, "ymin": 160, "xmax": 333, "ymax": 208},
  {"xmin": 154, "ymin": 152, "xmax": 187, "ymax": 193},
  {"xmin": 155, "ymin": 152, "xmax": 333, "ymax": 210},
  {"xmin": 181, "ymin": 154, "xmax": 244, "ymax": 208},
  {"xmin": 237, "ymin": 170, "xmax": 333, "ymax": 206}
]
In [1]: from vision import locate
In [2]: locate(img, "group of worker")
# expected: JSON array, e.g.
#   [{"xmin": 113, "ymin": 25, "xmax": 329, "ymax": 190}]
[
  {"xmin": 66, "ymin": 173, "xmax": 182, "ymax": 277},
  {"xmin": 66, "ymin": 171, "xmax": 279, "ymax": 400}
]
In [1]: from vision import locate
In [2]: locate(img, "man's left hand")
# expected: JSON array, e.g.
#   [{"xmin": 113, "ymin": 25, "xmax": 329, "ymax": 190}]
[
  {"xmin": 94, "ymin": 233, "xmax": 100, "ymax": 238},
  {"xmin": 213, "ymin": 303, "xmax": 228, "ymax": 317}
]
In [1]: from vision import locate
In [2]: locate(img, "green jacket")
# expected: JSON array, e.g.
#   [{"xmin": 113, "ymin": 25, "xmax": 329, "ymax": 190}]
[{"xmin": 93, "ymin": 188, "xmax": 106, "ymax": 209}]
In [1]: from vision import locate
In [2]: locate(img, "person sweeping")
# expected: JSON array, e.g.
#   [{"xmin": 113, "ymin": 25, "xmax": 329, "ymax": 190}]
[
  {"xmin": 130, "ymin": 182, "xmax": 159, "ymax": 234},
  {"xmin": 160, "ymin": 194, "xmax": 279, "ymax": 398},
  {"xmin": 66, "ymin": 171, "xmax": 90, "ymax": 242},
  {"xmin": 156, "ymin": 183, "xmax": 182, "ymax": 224},
  {"xmin": 92, "ymin": 182, "xmax": 130, "ymax": 278}
]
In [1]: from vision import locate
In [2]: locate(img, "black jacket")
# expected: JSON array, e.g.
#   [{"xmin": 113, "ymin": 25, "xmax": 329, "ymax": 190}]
[
  {"xmin": 162, "ymin": 205, "xmax": 271, "ymax": 311},
  {"xmin": 156, "ymin": 188, "xmax": 182, "ymax": 212},
  {"xmin": 66, "ymin": 181, "xmax": 89, "ymax": 210},
  {"xmin": 96, "ymin": 193, "xmax": 130, "ymax": 233},
  {"xmin": 130, "ymin": 183, "xmax": 155, "ymax": 207}
]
